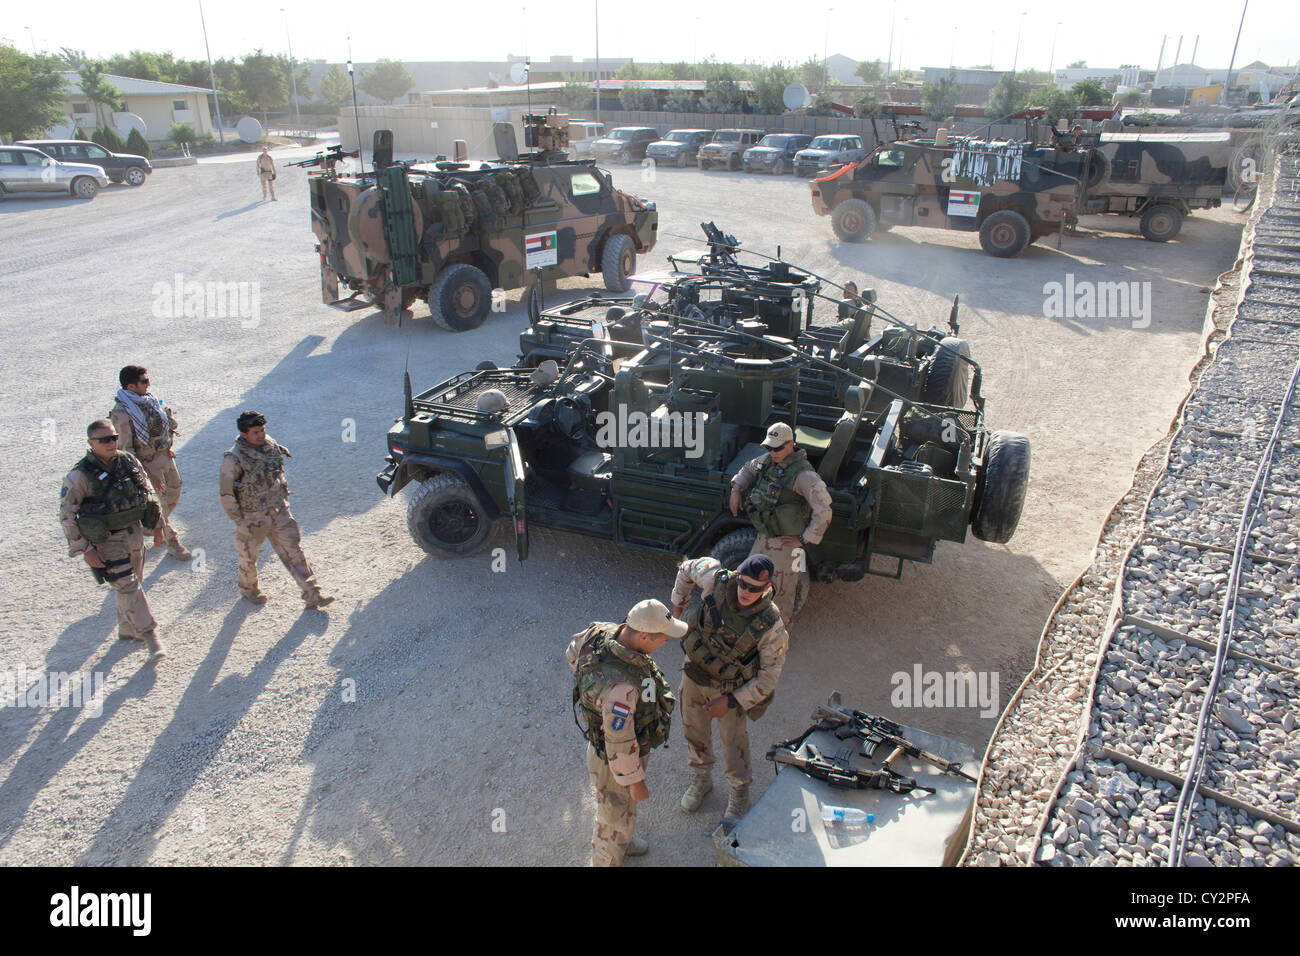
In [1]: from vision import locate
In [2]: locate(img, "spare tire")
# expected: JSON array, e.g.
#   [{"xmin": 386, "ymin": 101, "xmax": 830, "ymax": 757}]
[
  {"xmin": 919, "ymin": 337, "xmax": 972, "ymax": 408},
  {"xmin": 1083, "ymin": 148, "xmax": 1108, "ymax": 190},
  {"xmin": 971, "ymin": 431, "xmax": 1031, "ymax": 544}
]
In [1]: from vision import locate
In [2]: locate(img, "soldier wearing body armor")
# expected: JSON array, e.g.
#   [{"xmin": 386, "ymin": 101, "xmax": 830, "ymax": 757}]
[
  {"xmin": 218, "ymin": 411, "xmax": 334, "ymax": 608},
  {"xmin": 567, "ymin": 598, "xmax": 685, "ymax": 866},
  {"xmin": 670, "ymin": 553, "xmax": 790, "ymax": 819},
  {"xmin": 728, "ymin": 421, "xmax": 833, "ymax": 623},
  {"xmin": 110, "ymin": 365, "xmax": 191, "ymax": 561},
  {"xmin": 59, "ymin": 420, "xmax": 168, "ymax": 663}
]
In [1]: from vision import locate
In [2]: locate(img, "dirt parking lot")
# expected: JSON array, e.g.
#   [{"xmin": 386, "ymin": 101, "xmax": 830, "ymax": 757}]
[{"xmin": 0, "ymin": 147, "xmax": 1245, "ymax": 865}]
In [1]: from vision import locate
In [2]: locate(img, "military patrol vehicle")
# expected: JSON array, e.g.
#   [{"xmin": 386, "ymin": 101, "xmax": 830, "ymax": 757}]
[
  {"xmin": 308, "ymin": 115, "xmax": 659, "ymax": 332},
  {"xmin": 377, "ymin": 226, "xmax": 1030, "ymax": 593},
  {"xmin": 810, "ymin": 131, "xmax": 1089, "ymax": 257}
]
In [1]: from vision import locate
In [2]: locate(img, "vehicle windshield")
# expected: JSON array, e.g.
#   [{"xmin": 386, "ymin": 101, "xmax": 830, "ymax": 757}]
[
  {"xmin": 609, "ymin": 129, "xmax": 637, "ymax": 140},
  {"xmin": 875, "ymin": 148, "xmax": 907, "ymax": 167},
  {"xmin": 712, "ymin": 131, "xmax": 740, "ymax": 143},
  {"xmin": 665, "ymin": 131, "xmax": 696, "ymax": 142},
  {"xmin": 808, "ymin": 137, "xmax": 837, "ymax": 149},
  {"xmin": 757, "ymin": 135, "xmax": 790, "ymax": 147}
]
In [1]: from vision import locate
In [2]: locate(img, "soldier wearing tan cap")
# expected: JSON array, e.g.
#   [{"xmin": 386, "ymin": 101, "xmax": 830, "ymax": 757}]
[
  {"xmin": 567, "ymin": 598, "xmax": 684, "ymax": 866},
  {"xmin": 728, "ymin": 421, "xmax": 833, "ymax": 622}
]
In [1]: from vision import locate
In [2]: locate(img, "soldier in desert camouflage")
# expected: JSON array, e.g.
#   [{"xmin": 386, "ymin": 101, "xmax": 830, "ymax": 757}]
[
  {"xmin": 568, "ymin": 599, "xmax": 683, "ymax": 866},
  {"xmin": 219, "ymin": 411, "xmax": 333, "ymax": 608}
]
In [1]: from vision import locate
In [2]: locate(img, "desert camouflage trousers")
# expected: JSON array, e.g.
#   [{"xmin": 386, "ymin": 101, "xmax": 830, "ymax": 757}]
[
  {"xmin": 234, "ymin": 508, "xmax": 321, "ymax": 600},
  {"xmin": 587, "ymin": 745, "xmax": 649, "ymax": 867},
  {"xmin": 98, "ymin": 527, "xmax": 157, "ymax": 640},
  {"xmin": 680, "ymin": 672, "xmax": 752, "ymax": 789},
  {"xmin": 259, "ymin": 170, "xmax": 276, "ymax": 199},
  {"xmin": 141, "ymin": 452, "xmax": 184, "ymax": 550},
  {"xmin": 752, "ymin": 532, "xmax": 802, "ymax": 624}
]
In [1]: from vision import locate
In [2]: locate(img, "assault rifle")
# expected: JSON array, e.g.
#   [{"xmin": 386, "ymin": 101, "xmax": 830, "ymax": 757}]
[
  {"xmin": 766, "ymin": 742, "xmax": 936, "ymax": 795},
  {"xmin": 288, "ymin": 144, "xmax": 359, "ymax": 175},
  {"xmin": 811, "ymin": 704, "xmax": 978, "ymax": 783}
]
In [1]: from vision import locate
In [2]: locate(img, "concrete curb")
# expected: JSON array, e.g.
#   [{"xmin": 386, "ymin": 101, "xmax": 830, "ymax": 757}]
[{"xmin": 152, "ymin": 157, "xmax": 198, "ymax": 168}]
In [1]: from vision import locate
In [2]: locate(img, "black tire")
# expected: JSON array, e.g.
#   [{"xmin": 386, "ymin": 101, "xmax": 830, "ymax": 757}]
[
  {"xmin": 709, "ymin": 527, "xmax": 808, "ymax": 616},
  {"xmin": 773, "ymin": 157, "xmax": 785, "ymax": 176},
  {"xmin": 919, "ymin": 337, "xmax": 972, "ymax": 408},
  {"xmin": 743, "ymin": 163, "xmax": 753, "ymax": 174},
  {"xmin": 429, "ymin": 263, "xmax": 492, "ymax": 332},
  {"xmin": 601, "ymin": 233, "xmax": 635, "ymax": 293},
  {"xmin": 71, "ymin": 176, "xmax": 99, "ymax": 200},
  {"xmin": 831, "ymin": 198, "xmax": 876, "ymax": 242},
  {"xmin": 971, "ymin": 431, "xmax": 1031, "ymax": 544},
  {"xmin": 1139, "ymin": 205, "xmax": 1183, "ymax": 242},
  {"xmin": 124, "ymin": 166, "xmax": 147, "ymax": 187},
  {"xmin": 406, "ymin": 473, "xmax": 495, "ymax": 556},
  {"xmin": 978, "ymin": 210, "xmax": 1030, "ymax": 258},
  {"xmin": 619, "ymin": 149, "xmax": 632, "ymax": 165},
  {"xmin": 698, "ymin": 157, "xmax": 710, "ymax": 170},
  {"xmin": 1083, "ymin": 149, "xmax": 1108, "ymax": 190},
  {"xmin": 676, "ymin": 151, "xmax": 687, "ymax": 168}
]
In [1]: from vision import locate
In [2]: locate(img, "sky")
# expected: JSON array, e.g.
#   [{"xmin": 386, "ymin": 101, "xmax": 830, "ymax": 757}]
[{"xmin": 6, "ymin": 0, "xmax": 1298, "ymax": 76}]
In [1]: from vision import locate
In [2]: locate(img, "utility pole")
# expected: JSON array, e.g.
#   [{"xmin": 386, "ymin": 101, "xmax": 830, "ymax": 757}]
[
  {"xmin": 281, "ymin": 7, "xmax": 301, "ymax": 132},
  {"xmin": 1224, "ymin": 0, "xmax": 1249, "ymax": 103},
  {"xmin": 198, "ymin": 0, "xmax": 225, "ymax": 144},
  {"xmin": 1011, "ymin": 11, "xmax": 1026, "ymax": 75},
  {"xmin": 1048, "ymin": 20, "xmax": 1062, "ymax": 85},
  {"xmin": 885, "ymin": 1, "xmax": 896, "ymax": 81},
  {"xmin": 824, "ymin": 7, "xmax": 834, "ymax": 90},
  {"xmin": 594, "ymin": 0, "xmax": 601, "ymax": 124}
]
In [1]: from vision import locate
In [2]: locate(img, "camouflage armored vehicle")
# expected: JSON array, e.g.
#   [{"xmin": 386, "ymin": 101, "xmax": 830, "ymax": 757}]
[
  {"xmin": 307, "ymin": 117, "xmax": 658, "ymax": 332},
  {"xmin": 810, "ymin": 133, "xmax": 1089, "ymax": 257},
  {"xmin": 378, "ymin": 227, "xmax": 1030, "ymax": 594}
]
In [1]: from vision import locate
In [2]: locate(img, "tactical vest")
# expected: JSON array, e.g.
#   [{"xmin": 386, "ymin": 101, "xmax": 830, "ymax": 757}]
[
  {"xmin": 573, "ymin": 624, "xmax": 675, "ymax": 759},
  {"xmin": 681, "ymin": 570, "xmax": 781, "ymax": 718},
  {"xmin": 744, "ymin": 449, "xmax": 814, "ymax": 537},
  {"xmin": 226, "ymin": 439, "xmax": 290, "ymax": 514},
  {"xmin": 113, "ymin": 398, "xmax": 172, "ymax": 458},
  {"xmin": 74, "ymin": 452, "xmax": 159, "ymax": 543}
]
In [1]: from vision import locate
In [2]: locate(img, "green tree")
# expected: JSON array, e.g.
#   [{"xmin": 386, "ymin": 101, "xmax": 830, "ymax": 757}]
[
  {"xmin": 1066, "ymin": 60, "xmax": 1087, "ymax": 69},
  {"xmin": 700, "ymin": 77, "xmax": 745, "ymax": 113},
  {"xmin": 853, "ymin": 90, "xmax": 880, "ymax": 117},
  {"xmin": 615, "ymin": 60, "xmax": 644, "ymax": 81},
  {"xmin": 74, "ymin": 126, "xmax": 90, "ymax": 140},
  {"xmin": 798, "ymin": 55, "xmax": 824, "ymax": 91},
  {"xmin": 620, "ymin": 81, "xmax": 656, "ymax": 110},
  {"xmin": 985, "ymin": 74, "xmax": 1029, "ymax": 118},
  {"xmin": 0, "ymin": 46, "xmax": 68, "ymax": 141},
  {"xmin": 556, "ymin": 76, "xmax": 595, "ymax": 112},
  {"xmin": 663, "ymin": 88, "xmax": 696, "ymax": 113},
  {"xmin": 1073, "ymin": 79, "xmax": 1111, "ymax": 106},
  {"xmin": 750, "ymin": 62, "xmax": 796, "ymax": 114},
  {"xmin": 360, "ymin": 59, "xmax": 413, "ymax": 104},
  {"xmin": 664, "ymin": 61, "xmax": 693, "ymax": 81},
  {"xmin": 1035, "ymin": 87, "xmax": 1079, "ymax": 125},
  {"xmin": 77, "ymin": 62, "xmax": 124, "ymax": 131},
  {"xmin": 91, "ymin": 125, "xmax": 126, "ymax": 151},
  {"xmin": 807, "ymin": 89, "xmax": 838, "ymax": 116},
  {"xmin": 125, "ymin": 126, "xmax": 152, "ymax": 158},
  {"xmin": 105, "ymin": 50, "xmax": 165, "ymax": 81},
  {"xmin": 855, "ymin": 59, "xmax": 882, "ymax": 83},
  {"xmin": 239, "ymin": 50, "xmax": 288, "ymax": 125},
  {"xmin": 320, "ymin": 64, "xmax": 351, "ymax": 106},
  {"xmin": 169, "ymin": 122, "xmax": 196, "ymax": 146},
  {"xmin": 921, "ymin": 71, "xmax": 960, "ymax": 119}
]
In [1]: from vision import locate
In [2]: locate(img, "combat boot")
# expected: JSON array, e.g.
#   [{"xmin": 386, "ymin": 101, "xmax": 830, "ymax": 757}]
[
  {"xmin": 680, "ymin": 774, "xmax": 713, "ymax": 812},
  {"xmin": 305, "ymin": 592, "xmax": 335, "ymax": 609},
  {"xmin": 243, "ymin": 589, "xmax": 269, "ymax": 605},
  {"xmin": 625, "ymin": 835, "xmax": 649, "ymax": 857},
  {"xmin": 723, "ymin": 785, "xmax": 749, "ymax": 819},
  {"xmin": 167, "ymin": 542, "xmax": 193, "ymax": 561},
  {"xmin": 143, "ymin": 632, "xmax": 167, "ymax": 664}
]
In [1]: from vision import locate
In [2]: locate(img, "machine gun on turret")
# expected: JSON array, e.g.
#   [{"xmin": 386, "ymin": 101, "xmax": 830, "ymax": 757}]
[{"xmin": 288, "ymin": 144, "xmax": 359, "ymax": 178}]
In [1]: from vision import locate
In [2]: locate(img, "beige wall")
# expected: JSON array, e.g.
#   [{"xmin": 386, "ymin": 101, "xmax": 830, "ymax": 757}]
[
  {"xmin": 60, "ymin": 92, "xmax": 213, "ymax": 142},
  {"xmin": 340, "ymin": 105, "xmax": 549, "ymax": 160}
]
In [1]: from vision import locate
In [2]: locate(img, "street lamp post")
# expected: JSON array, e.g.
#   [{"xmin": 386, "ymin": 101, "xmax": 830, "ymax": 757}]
[
  {"xmin": 281, "ymin": 7, "xmax": 301, "ymax": 133},
  {"xmin": 594, "ymin": 0, "xmax": 600, "ymax": 124},
  {"xmin": 197, "ymin": 0, "xmax": 225, "ymax": 144},
  {"xmin": 1048, "ymin": 20, "xmax": 1062, "ymax": 85},
  {"xmin": 1011, "ymin": 11, "xmax": 1026, "ymax": 76},
  {"xmin": 824, "ymin": 6, "xmax": 834, "ymax": 90},
  {"xmin": 885, "ymin": 1, "xmax": 896, "ymax": 81}
]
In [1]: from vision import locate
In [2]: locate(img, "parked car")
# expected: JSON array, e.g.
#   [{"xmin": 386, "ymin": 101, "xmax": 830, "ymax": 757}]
[
  {"xmin": 0, "ymin": 145, "xmax": 109, "ymax": 200},
  {"xmin": 566, "ymin": 121, "xmax": 606, "ymax": 158},
  {"xmin": 697, "ymin": 129, "xmax": 766, "ymax": 171},
  {"xmin": 743, "ymin": 133, "xmax": 813, "ymax": 175},
  {"xmin": 17, "ymin": 139, "xmax": 152, "ymax": 186},
  {"xmin": 794, "ymin": 134, "xmax": 868, "ymax": 177},
  {"xmin": 590, "ymin": 127, "xmax": 659, "ymax": 164},
  {"xmin": 645, "ymin": 129, "xmax": 712, "ymax": 168}
]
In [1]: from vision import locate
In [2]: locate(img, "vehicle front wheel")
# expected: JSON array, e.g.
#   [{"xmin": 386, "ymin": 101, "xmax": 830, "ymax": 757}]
[
  {"xmin": 971, "ymin": 431, "xmax": 1031, "ymax": 544},
  {"xmin": 978, "ymin": 210, "xmax": 1031, "ymax": 258},
  {"xmin": 406, "ymin": 473, "xmax": 495, "ymax": 556},
  {"xmin": 698, "ymin": 157, "xmax": 710, "ymax": 170},
  {"xmin": 676, "ymin": 151, "xmax": 687, "ymax": 168},
  {"xmin": 727, "ymin": 153, "xmax": 740, "ymax": 171},
  {"xmin": 124, "ymin": 166, "xmax": 147, "ymax": 186},
  {"xmin": 1139, "ymin": 205, "xmax": 1183, "ymax": 242},
  {"xmin": 601, "ymin": 233, "xmax": 636, "ymax": 292},
  {"xmin": 831, "ymin": 198, "xmax": 877, "ymax": 242},
  {"xmin": 72, "ymin": 177, "xmax": 99, "ymax": 200},
  {"xmin": 773, "ymin": 157, "xmax": 785, "ymax": 176},
  {"xmin": 429, "ymin": 262, "xmax": 492, "ymax": 332},
  {"xmin": 619, "ymin": 149, "xmax": 632, "ymax": 164}
]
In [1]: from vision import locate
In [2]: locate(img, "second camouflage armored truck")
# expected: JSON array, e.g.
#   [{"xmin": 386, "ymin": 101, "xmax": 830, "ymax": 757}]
[
  {"xmin": 810, "ymin": 134, "xmax": 1088, "ymax": 257},
  {"xmin": 308, "ymin": 120, "xmax": 658, "ymax": 332}
]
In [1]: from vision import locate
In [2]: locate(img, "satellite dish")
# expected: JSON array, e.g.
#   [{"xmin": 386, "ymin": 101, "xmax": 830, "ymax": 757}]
[
  {"xmin": 236, "ymin": 116, "xmax": 264, "ymax": 143},
  {"xmin": 113, "ymin": 111, "xmax": 147, "ymax": 141},
  {"xmin": 782, "ymin": 83, "xmax": 812, "ymax": 110},
  {"xmin": 48, "ymin": 118, "xmax": 77, "ymax": 139},
  {"xmin": 509, "ymin": 61, "xmax": 529, "ymax": 85}
]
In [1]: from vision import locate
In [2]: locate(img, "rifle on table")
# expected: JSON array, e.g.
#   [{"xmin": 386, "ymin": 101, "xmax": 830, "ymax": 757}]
[
  {"xmin": 766, "ymin": 742, "xmax": 935, "ymax": 796},
  {"xmin": 812, "ymin": 705, "xmax": 977, "ymax": 783}
]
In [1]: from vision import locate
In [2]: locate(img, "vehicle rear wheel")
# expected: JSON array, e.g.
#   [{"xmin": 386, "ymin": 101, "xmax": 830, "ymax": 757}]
[
  {"xmin": 978, "ymin": 210, "xmax": 1030, "ymax": 257},
  {"xmin": 773, "ymin": 157, "xmax": 785, "ymax": 176},
  {"xmin": 71, "ymin": 176, "xmax": 99, "ymax": 200},
  {"xmin": 601, "ymin": 233, "xmax": 636, "ymax": 292},
  {"xmin": 1139, "ymin": 204, "xmax": 1183, "ymax": 242},
  {"xmin": 727, "ymin": 153, "xmax": 740, "ymax": 172},
  {"xmin": 406, "ymin": 473, "xmax": 495, "ymax": 556},
  {"xmin": 677, "ymin": 151, "xmax": 687, "ymax": 168},
  {"xmin": 709, "ymin": 527, "xmax": 808, "ymax": 616},
  {"xmin": 698, "ymin": 157, "xmax": 710, "ymax": 170},
  {"xmin": 619, "ymin": 149, "xmax": 632, "ymax": 164},
  {"xmin": 831, "ymin": 198, "xmax": 877, "ymax": 242},
  {"xmin": 971, "ymin": 431, "xmax": 1031, "ymax": 544},
  {"xmin": 919, "ymin": 337, "xmax": 972, "ymax": 408},
  {"xmin": 429, "ymin": 262, "xmax": 492, "ymax": 332},
  {"xmin": 124, "ymin": 166, "xmax": 147, "ymax": 186}
]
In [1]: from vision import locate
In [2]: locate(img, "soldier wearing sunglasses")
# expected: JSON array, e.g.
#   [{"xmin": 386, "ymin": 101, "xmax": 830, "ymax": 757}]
[{"xmin": 670, "ymin": 553, "xmax": 789, "ymax": 821}]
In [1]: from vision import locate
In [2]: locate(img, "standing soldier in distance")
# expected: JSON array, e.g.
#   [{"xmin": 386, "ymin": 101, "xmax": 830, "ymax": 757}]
[
  {"xmin": 568, "ymin": 599, "xmax": 684, "ymax": 866},
  {"xmin": 219, "ymin": 411, "xmax": 334, "ymax": 608},
  {"xmin": 60, "ymin": 420, "xmax": 168, "ymax": 663},
  {"xmin": 671, "ymin": 553, "xmax": 788, "ymax": 820},
  {"xmin": 729, "ymin": 421, "xmax": 833, "ymax": 623},
  {"xmin": 110, "ymin": 364, "xmax": 192, "ymax": 561},
  {"xmin": 257, "ymin": 146, "xmax": 277, "ymax": 201}
]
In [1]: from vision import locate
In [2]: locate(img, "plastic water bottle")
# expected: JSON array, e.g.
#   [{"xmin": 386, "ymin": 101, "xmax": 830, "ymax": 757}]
[{"xmin": 821, "ymin": 805, "xmax": 873, "ymax": 828}]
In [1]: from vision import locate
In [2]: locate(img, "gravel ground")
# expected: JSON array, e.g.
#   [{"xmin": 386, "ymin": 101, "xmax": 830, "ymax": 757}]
[{"xmin": 0, "ymin": 142, "xmax": 1246, "ymax": 866}]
